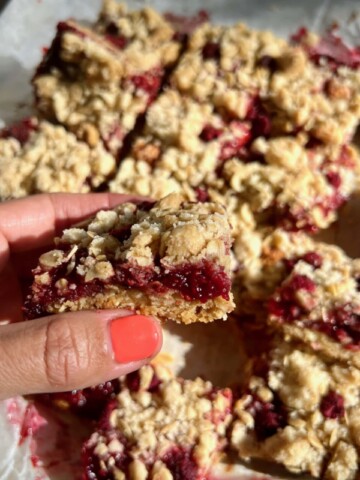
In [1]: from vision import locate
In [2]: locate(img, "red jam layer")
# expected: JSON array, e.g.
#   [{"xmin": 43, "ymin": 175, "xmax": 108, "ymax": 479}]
[
  {"xmin": 82, "ymin": 431, "xmax": 130, "ymax": 480},
  {"xmin": 104, "ymin": 22, "xmax": 128, "ymax": 49},
  {"xmin": 277, "ymin": 188, "xmax": 345, "ymax": 233},
  {"xmin": 284, "ymin": 252, "xmax": 323, "ymax": 272},
  {"xmin": 38, "ymin": 379, "xmax": 121, "ymax": 419},
  {"xmin": 162, "ymin": 447, "xmax": 203, "ymax": 480},
  {"xmin": 246, "ymin": 393, "xmax": 287, "ymax": 440},
  {"xmin": 0, "ymin": 118, "xmax": 38, "ymax": 145},
  {"xmin": 129, "ymin": 68, "xmax": 163, "ymax": 102},
  {"xmin": 125, "ymin": 368, "xmax": 161, "ymax": 393},
  {"xmin": 320, "ymin": 391, "xmax": 345, "ymax": 419},
  {"xmin": 34, "ymin": 21, "xmax": 84, "ymax": 77},
  {"xmin": 269, "ymin": 260, "xmax": 360, "ymax": 349},
  {"xmin": 25, "ymin": 254, "xmax": 231, "ymax": 319},
  {"xmin": 268, "ymin": 274, "xmax": 316, "ymax": 322},
  {"xmin": 310, "ymin": 305, "xmax": 360, "ymax": 350},
  {"xmin": 292, "ymin": 27, "xmax": 360, "ymax": 70}
]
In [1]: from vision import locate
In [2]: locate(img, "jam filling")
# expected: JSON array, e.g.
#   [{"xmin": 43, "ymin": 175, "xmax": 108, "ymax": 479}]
[
  {"xmin": 104, "ymin": 22, "xmax": 128, "ymax": 49},
  {"xmin": 277, "ymin": 188, "xmax": 345, "ymax": 233},
  {"xmin": 320, "ymin": 391, "xmax": 345, "ymax": 419},
  {"xmin": 105, "ymin": 34, "xmax": 127, "ymax": 49},
  {"xmin": 82, "ymin": 438, "xmax": 204, "ymax": 480},
  {"xmin": 162, "ymin": 447, "xmax": 203, "ymax": 480},
  {"xmin": 82, "ymin": 431, "xmax": 131, "ymax": 480},
  {"xmin": 246, "ymin": 393, "xmax": 287, "ymax": 440},
  {"xmin": 34, "ymin": 21, "xmax": 85, "ymax": 77},
  {"xmin": 292, "ymin": 27, "xmax": 360, "ymax": 70},
  {"xmin": 125, "ymin": 368, "xmax": 161, "ymax": 393},
  {"xmin": 199, "ymin": 121, "xmax": 252, "ymax": 162},
  {"xmin": 310, "ymin": 305, "xmax": 360, "ymax": 350},
  {"xmin": 269, "ymin": 255, "xmax": 360, "ymax": 348},
  {"xmin": 195, "ymin": 187, "xmax": 210, "ymax": 203},
  {"xmin": 200, "ymin": 124, "xmax": 223, "ymax": 142},
  {"xmin": 284, "ymin": 252, "xmax": 323, "ymax": 272},
  {"xmin": 39, "ymin": 379, "xmax": 121, "ymax": 419},
  {"xmin": 257, "ymin": 55, "xmax": 279, "ymax": 72},
  {"xmin": 219, "ymin": 124, "xmax": 252, "ymax": 162},
  {"xmin": 202, "ymin": 42, "xmax": 221, "ymax": 60},
  {"xmin": 0, "ymin": 118, "xmax": 38, "ymax": 145},
  {"xmin": 25, "ymin": 254, "xmax": 231, "ymax": 319},
  {"xmin": 129, "ymin": 68, "xmax": 163, "ymax": 102},
  {"xmin": 246, "ymin": 98, "xmax": 271, "ymax": 138},
  {"xmin": 268, "ymin": 274, "xmax": 316, "ymax": 322}
]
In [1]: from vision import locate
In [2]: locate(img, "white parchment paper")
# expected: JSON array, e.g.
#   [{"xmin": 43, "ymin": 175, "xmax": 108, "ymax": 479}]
[{"xmin": 0, "ymin": 0, "xmax": 360, "ymax": 479}]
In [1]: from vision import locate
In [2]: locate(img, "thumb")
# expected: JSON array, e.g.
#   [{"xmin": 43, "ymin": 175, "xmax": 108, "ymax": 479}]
[{"xmin": 0, "ymin": 310, "xmax": 162, "ymax": 399}]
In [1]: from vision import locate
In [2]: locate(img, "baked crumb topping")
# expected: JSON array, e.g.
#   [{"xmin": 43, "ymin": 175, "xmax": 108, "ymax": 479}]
[
  {"xmin": 231, "ymin": 339, "xmax": 360, "ymax": 480},
  {"xmin": 83, "ymin": 364, "xmax": 233, "ymax": 480},
  {"xmin": 0, "ymin": 118, "xmax": 115, "ymax": 198}
]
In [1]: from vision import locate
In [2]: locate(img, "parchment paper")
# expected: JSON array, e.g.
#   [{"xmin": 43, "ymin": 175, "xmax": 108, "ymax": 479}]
[{"xmin": 0, "ymin": 1, "xmax": 360, "ymax": 479}]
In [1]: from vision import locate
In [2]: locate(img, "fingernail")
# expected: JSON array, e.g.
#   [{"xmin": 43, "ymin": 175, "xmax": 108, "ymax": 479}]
[{"xmin": 110, "ymin": 315, "xmax": 161, "ymax": 364}]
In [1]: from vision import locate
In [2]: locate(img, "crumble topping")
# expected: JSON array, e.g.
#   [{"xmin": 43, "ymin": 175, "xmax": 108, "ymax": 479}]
[
  {"xmin": 82, "ymin": 364, "xmax": 233, "ymax": 480},
  {"xmin": 231, "ymin": 339, "xmax": 360, "ymax": 480},
  {"xmin": 25, "ymin": 194, "xmax": 234, "ymax": 324},
  {"xmin": 231, "ymin": 229, "xmax": 350, "ymax": 315},
  {"xmin": 0, "ymin": 118, "xmax": 115, "ymax": 198},
  {"xmin": 95, "ymin": 0, "xmax": 180, "ymax": 59},
  {"xmin": 110, "ymin": 86, "xmax": 359, "ymax": 233},
  {"xmin": 33, "ymin": 16, "xmax": 180, "ymax": 155},
  {"xmin": 171, "ymin": 22, "xmax": 360, "ymax": 144}
]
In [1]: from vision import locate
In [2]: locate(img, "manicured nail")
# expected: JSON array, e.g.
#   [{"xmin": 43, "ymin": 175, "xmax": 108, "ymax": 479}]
[{"xmin": 110, "ymin": 315, "xmax": 161, "ymax": 363}]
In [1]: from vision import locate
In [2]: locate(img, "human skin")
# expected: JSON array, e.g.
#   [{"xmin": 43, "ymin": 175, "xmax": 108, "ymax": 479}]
[{"xmin": 0, "ymin": 193, "xmax": 162, "ymax": 400}]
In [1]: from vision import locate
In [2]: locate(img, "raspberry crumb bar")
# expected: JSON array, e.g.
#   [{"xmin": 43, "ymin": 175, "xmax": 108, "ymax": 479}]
[
  {"xmin": 172, "ymin": 22, "xmax": 360, "ymax": 144},
  {"xmin": 231, "ymin": 339, "xmax": 360, "ymax": 480},
  {"xmin": 110, "ymin": 83, "xmax": 360, "ymax": 234},
  {"xmin": 82, "ymin": 364, "xmax": 233, "ymax": 480},
  {"xmin": 0, "ymin": 117, "xmax": 115, "ymax": 199},
  {"xmin": 24, "ymin": 194, "xmax": 234, "ymax": 324},
  {"xmin": 33, "ymin": 16, "xmax": 180, "ymax": 156},
  {"xmin": 267, "ymin": 236, "xmax": 360, "ymax": 368}
]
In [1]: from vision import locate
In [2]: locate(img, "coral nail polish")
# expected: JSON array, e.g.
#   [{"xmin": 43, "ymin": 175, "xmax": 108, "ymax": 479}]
[{"xmin": 110, "ymin": 315, "xmax": 161, "ymax": 364}]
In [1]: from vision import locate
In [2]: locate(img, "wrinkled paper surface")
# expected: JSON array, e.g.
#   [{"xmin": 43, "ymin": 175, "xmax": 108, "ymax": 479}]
[{"xmin": 0, "ymin": 0, "xmax": 360, "ymax": 478}]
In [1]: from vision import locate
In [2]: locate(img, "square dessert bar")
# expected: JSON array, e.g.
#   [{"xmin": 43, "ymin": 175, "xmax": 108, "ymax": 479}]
[
  {"xmin": 267, "ymin": 234, "xmax": 360, "ymax": 368},
  {"xmin": 231, "ymin": 229, "xmax": 321, "ymax": 317},
  {"xmin": 33, "ymin": 15, "xmax": 181, "ymax": 156},
  {"xmin": 0, "ymin": 117, "xmax": 115, "ymax": 199},
  {"xmin": 232, "ymin": 227, "xmax": 360, "ymax": 365},
  {"xmin": 231, "ymin": 339, "xmax": 360, "ymax": 480},
  {"xmin": 172, "ymin": 22, "xmax": 360, "ymax": 145},
  {"xmin": 24, "ymin": 193, "xmax": 234, "ymax": 324},
  {"xmin": 82, "ymin": 364, "xmax": 233, "ymax": 480},
  {"xmin": 110, "ymin": 88, "xmax": 360, "ymax": 233},
  {"xmin": 109, "ymin": 88, "xmax": 252, "ymax": 200}
]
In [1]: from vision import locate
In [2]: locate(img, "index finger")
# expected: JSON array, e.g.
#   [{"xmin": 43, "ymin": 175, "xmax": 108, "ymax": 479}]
[{"xmin": 0, "ymin": 193, "xmax": 143, "ymax": 252}]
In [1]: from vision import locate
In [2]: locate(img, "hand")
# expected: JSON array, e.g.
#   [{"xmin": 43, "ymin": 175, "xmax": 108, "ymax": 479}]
[{"xmin": 0, "ymin": 193, "xmax": 162, "ymax": 400}]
